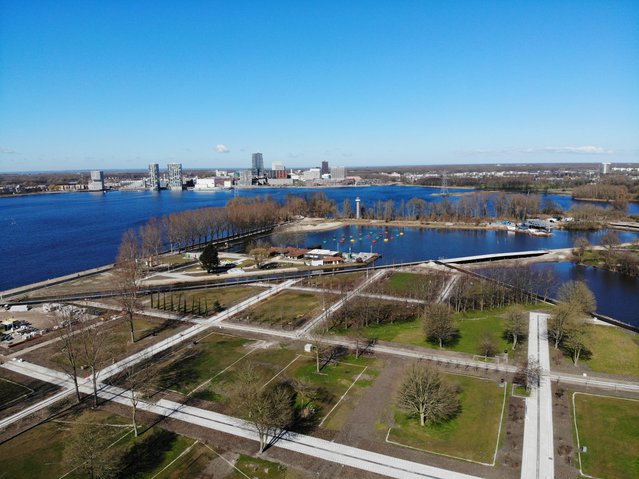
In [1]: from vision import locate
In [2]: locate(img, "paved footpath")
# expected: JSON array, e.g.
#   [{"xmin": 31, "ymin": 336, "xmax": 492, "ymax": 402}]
[
  {"xmin": 521, "ymin": 312, "xmax": 554, "ymax": 479},
  {"xmin": 3, "ymin": 359, "xmax": 483, "ymax": 479},
  {"xmin": 0, "ymin": 280, "xmax": 299, "ymax": 430}
]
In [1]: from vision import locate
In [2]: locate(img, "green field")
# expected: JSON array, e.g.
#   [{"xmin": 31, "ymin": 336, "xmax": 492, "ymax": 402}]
[
  {"xmin": 374, "ymin": 272, "xmax": 447, "ymax": 299},
  {"xmin": 580, "ymin": 324, "xmax": 639, "ymax": 377},
  {"xmin": 157, "ymin": 332, "xmax": 254, "ymax": 396},
  {"xmin": 242, "ymin": 291, "xmax": 330, "ymax": 328},
  {"xmin": 574, "ymin": 394, "xmax": 639, "ymax": 479},
  {"xmin": 339, "ymin": 306, "xmax": 537, "ymax": 357},
  {"xmin": 387, "ymin": 374, "xmax": 507, "ymax": 464},
  {"xmin": 0, "ymin": 409, "xmax": 208, "ymax": 479}
]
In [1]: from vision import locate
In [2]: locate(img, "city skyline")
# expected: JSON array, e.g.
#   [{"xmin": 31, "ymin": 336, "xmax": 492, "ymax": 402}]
[{"xmin": 1, "ymin": 1, "xmax": 638, "ymax": 172}]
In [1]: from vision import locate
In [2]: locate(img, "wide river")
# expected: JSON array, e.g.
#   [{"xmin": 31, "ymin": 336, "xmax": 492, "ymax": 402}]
[{"xmin": 2, "ymin": 186, "xmax": 638, "ymax": 324}]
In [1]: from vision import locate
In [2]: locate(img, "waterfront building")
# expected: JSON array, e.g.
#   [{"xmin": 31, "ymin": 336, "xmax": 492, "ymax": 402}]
[
  {"xmin": 148, "ymin": 163, "xmax": 160, "ymax": 190},
  {"xmin": 321, "ymin": 160, "xmax": 329, "ymax": 175},
  {"xmin": 238, "ymin": 170, "xmax": 253, "ymax": 186},
  {"xmin": 252, "ymin": 152, "xmax": 264, "ymax": 176},
  {"xmin": 330, "ymin": 165, "xmax": 346, "ymax": 180},
  {"xmin": 302, "ymin": 168, "xmax": 321, "ymax": 181},
  {"xmin": 167, "ymin": 163, "xmax": 183, "ymax": 190},
  {"xmin": 88, "ymin": 170, "xmax": 104, "ymax": 191}
]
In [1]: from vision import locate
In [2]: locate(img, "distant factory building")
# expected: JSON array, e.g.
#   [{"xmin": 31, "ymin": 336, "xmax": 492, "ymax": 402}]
[
  {"xmin": 148, "ymin": 163, "xmax": 160, "ymax": 190},
  {"xmin": 252, "ymin": 152, "xmax": 264, "ymax": 176},
  {"xmin": 330, "ymin": 165, "xmax": 346, "ymax": 180},
  {"xmin": 600, "ymin": 162, "xmax": 611, "ymax": 175},
  {"xmin": 88, "ymin": 170, "xmax": 104, "ymax": 191},
  {"xmin": 167, "ymin": 163, "xmax": 183, "ymax": 190}
]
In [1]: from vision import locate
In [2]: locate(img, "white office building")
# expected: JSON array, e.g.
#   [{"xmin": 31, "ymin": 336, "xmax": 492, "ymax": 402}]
[
  {"xmin": 330, "ymin": 166, "xmax": 346, "ymax": 180},
  {"xmin": 167, "ymin": 163, "xmax": 183, "ymax": 190},
  {"xmin": 148, "ymin": 163, "xmax": 160, "ymax": 190},
  {"xmin": 88, "ymin": 170, "xmax": 104, "ymax": 191}
]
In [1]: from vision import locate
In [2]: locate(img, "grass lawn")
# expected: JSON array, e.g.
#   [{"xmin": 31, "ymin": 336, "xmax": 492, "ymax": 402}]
[
  {"xmin": 387, "ymin": 374, "xmax": 507, "ymax": 464},
  {"xmin": 146, "ymin": 285, "xmax": 264, "ymax": 315},
  {"xmin": 288, "ymin": 354, "xmax": 379, "ymax": 429},
  {"xmin": 580, "ymin": 324, "xmax": 639, "ymax": 377},
  {"xmin": 156, "ymin": 332, "xmax": 254, "ymax": 396},
  {"xmin": 0, "ymin": 407, "xmax": 206, "ymax": 479},
  {"xmin": 226, "ymin": 454, "xmax": 292, "ymax": 479},
  {"xmin": 0, "ymin": 377, "xmax": 32, "ymax": 408},
  {"xmin": 341, "ymin": 304, "xmax": 550, "ymax": 358},
  {"xmin": 573, "ymin": 394, "xmax": 639, "ymax": 479},
  {"xmin": 373, "ymin": 272, "xmax": 447, "ymax": 300},
  {"xmin": 241, "ymin": 291, "xmax": 330, "ymax": 328}
]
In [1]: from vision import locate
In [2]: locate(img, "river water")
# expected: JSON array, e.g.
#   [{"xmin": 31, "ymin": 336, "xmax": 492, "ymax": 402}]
[{"xmin": 2, "ymin": 186, "xmax": 638, "ymax": 323}]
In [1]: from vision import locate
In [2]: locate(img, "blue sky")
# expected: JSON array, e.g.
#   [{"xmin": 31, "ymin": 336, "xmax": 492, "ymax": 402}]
[{"xmin": 1, "ymin": 1, "xmax": 638, "ymax": 171}]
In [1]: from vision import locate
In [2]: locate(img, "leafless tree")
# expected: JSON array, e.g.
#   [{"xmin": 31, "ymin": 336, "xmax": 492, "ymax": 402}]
[
  {"xmin": 397, "ymin": 363, "xmax": 460, "ymax": 427},
  {"xmin": 78, "ymin": 324, "xmax": 111, "ymax": 408},
  {"xmin": 62, "ymin": 420, "xmax": 121, "ymax": 479},
  {"xmin": 514, "ymin": 358, "xmax": 542, "ymax": 391},
  {"xmin": 564, "ymin": 323, "xmax": 588, "ymax": 366},
  {"xmin": 232, "ymin": 362, "xmax": 295, "ymax": 453},
  {"xmin": 249, "ymin": 247, "xmax": 270, "ymax": 269},
  {"xmin": 504, "ymin": 305, "xmax": 527, "ymax": 350},
  {"xmin": 120, "ymin": 358, "xmax": 154, "ymax": 437},
  {"xmin": 112, "ymin": 229, "xmax": 144, "ymax": 343},
  {"xmin": 548, "ymin": 302, "xmax": 575, "ymax": 349},
  {"xmin": 479, "ymin": 331, "xmax": 498, "ymax": 358},
  {"xmin": 53, "ymin": 308, "xmax": 85, "ymax": 403},
  {"xmin": 572, "ymin": 237, "xmax": 590, "ymax": 264},
  {"xmin": 422, "ymin": 303, "xmax": 457, "ymax": 348},
  {"xmin": 557, "ymin": 280, "xmax": 597, "ymax": 314}
]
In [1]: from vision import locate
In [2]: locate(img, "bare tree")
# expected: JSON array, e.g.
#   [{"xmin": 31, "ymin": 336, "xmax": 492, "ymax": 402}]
[
  {"xmin": 78, "ymin": 325, "xmax": 111, "ymax": 408},
  {"xmin": 504, "ymin": 305, "xmax": 527, "ymax": 350},
  {"xmin": 514, "ymin": 358, "xmax": 542, "ymax": 391},
  {"xmin": 600, "ymin": 231, "xmax": 620, "ymax": 269},
  {"xmin": 232, "ymin": 363, "xmax": 295, "ymax": 452},
  {"xmin": 422, "ymin": 304, "xmax": 457, "ymax": 348},
  {"xmin": 572, "ymin": 237, "xmax": 590, "ymax": 264},
  {"xmin": 112, "ymin": 229, "xmax": 144, "ymax": 343},
  {"xmin": 397, "ymin": 363, "xmax": 460, "ymax": 427},
  {"xmin": 309, "ymin": 332, "xmax": 330, "ymax": 373},
  {"xmin": 53, "ymin": 308, "xmax": 85, "ymax": 403},
  {"xmin": 564, "ymin": 324, "xmax": 588, "ymax": 366},
  {"xmin": 479, "ymin": 331, "xmax": 498, "ymax": 359},
  {"xmin": 557, "ymin": 280, "xmax": 597, "ymax": 314},
  {"xmin": 249, "ymin": 247, "xmax": 270, "ymax": 269},
  {"xmin": 548, "ymin": 303, "xmax": 575, "ymax": 349},
  {"xmin": 62, "ymin": 420, "xmax": 121, "ymax": 479},
  {"xmin": 120, "ymin": 359, "xmax": 153, "ymax": 437}
]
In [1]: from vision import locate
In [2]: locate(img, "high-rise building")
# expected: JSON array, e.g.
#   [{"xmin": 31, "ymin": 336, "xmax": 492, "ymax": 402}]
[
  {"xmin": 88, "ymin": 170, "xmax": 104, "ymax": 191},
  {"xmin": 601, "ymin": 162, "xmax": 611, "ymax": 175},
  {"xmin": 330, "ymin": 165, "xmax": 346, "ymax": 180},
  {"xmin": 252, "ymin": 153, "xmax": 264, "ymax": 176},
  {"xmin": 148, "ymin": 163, "xmax": 160, "ymax": 190},
  {"xmin": 321, "ymin": 161, "xmax": 329, "ymax": 175},
  {"xmin": 167, "ymin": 163, "xmax": 183, "ymax": 190}
]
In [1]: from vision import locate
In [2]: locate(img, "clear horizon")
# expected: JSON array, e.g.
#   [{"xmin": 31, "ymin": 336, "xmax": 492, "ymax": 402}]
[{"xmin": 1, "ymin": 1, "xmax": 638, "ymax": 172}]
